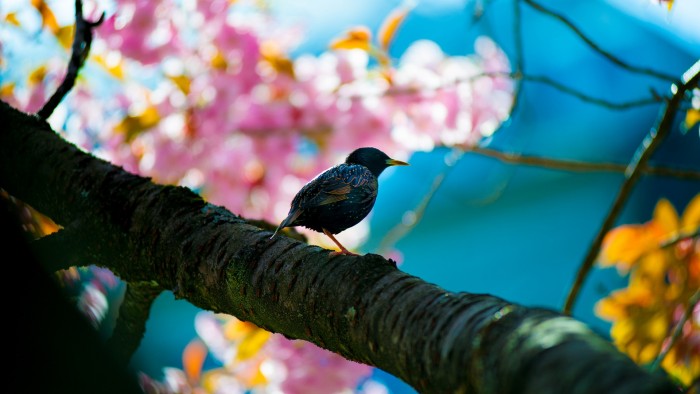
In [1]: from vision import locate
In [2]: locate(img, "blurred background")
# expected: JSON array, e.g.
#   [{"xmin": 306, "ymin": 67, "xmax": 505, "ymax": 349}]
[{"xmin": 2, "ymin": 0, "xmax": 699, "ymax": 393}]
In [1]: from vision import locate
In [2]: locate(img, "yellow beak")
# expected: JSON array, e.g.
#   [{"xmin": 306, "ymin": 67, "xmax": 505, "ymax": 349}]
[{"xmin": 386, "ymin": 159, "xmax": 409, "ymax": 166}]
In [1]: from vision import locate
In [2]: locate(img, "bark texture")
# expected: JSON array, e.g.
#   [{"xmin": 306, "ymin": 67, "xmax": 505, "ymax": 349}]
[{"xmin": 0, "ymin": 101, "xmax": 677, "ymax": 393}]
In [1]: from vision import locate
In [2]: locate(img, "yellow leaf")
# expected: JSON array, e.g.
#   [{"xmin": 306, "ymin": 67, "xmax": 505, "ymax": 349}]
[
  {"xmin": 168, "ymin": 74, "xmax": 191, "ymax": 94},
  {"xmin": 1, "ymin": 83, "xmax": 15, "ymax": 98},
  {"xmin": 330, "ymin": 26, "xmax": 372, "ymax": 51},
  {"xmin": 236, "ymin": 328, "xmax": 271, "ymax": 361},
  {"xmin": 28, "ymin": 65, "xmax": 47, "ymax": 86},
  {"xmin": 631, "ymin": 250, "xmax": 669, "ymax": 285},
  {"xmin": 599, "ymin": 226, "xmax": 653, "ymax": 271},
  {"xmin": 182, "ymin": 339, "xmax": 207, "ymax": 384},
  {"xmin": 90, "ymin": 54, "xmax": 125, "ymax": 80},
  {"xmin": 5, "ymin": 12, "xmax": 21, "ymax": 26},
  {"xmin": 377, "ymin": 3, "xmax": 412, "ymax": 51},
  {"xmin": 223, "ymin": 318, "xmax": 258, "ymax": 341},
  {"xmin": 662, "ymin": 344, "xmax": 700, "ymax": 386},
  {"xmin": 680, "ymin": 193, "xmax": 700, "ymax": 234},
  {"xmin": 31, "ymin": 0, "xmax": 60, "ymax": 34},
  {"xmin": 55, "ymin": 25, "xmax": 74, "ymax": 50},
  {"xmin": 211, "ymin": 51, "xmax": 228, "ymax": 70},
  {"xmin": 685, "ymin": 108, "xmax": 700, "ymax": 131},
  {"xmin": 260, "ymin": 42, "xmax": 295, "ymax": 78},
  {"xmin": 653, "ymin": 198, "xmax": 679, "ymax": 236},
  {"xmin": 114, "ymin": 105, "xmax": 160, "ymax": 142}
]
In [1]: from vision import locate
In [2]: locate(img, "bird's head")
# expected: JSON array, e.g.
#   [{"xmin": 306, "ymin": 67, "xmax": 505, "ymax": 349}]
[{"xmin": 345, "ymin": 147, "xmax": 409, "ymax": 177}]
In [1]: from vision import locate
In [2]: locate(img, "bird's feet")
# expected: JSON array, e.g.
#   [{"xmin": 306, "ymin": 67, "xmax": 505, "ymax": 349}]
[{"xmin": 329, "ymin": 249, "xmax": 360, "ymax": 257}]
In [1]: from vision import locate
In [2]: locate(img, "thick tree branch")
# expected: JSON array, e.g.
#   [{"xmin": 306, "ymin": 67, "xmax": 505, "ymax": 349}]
[
  {"xmin": 563, "ymin": 60, "xmax": 700, "ymax": 316},
  {"xmin": 0, "ymin": 100, "xmax": 678, "ymax": 393}
]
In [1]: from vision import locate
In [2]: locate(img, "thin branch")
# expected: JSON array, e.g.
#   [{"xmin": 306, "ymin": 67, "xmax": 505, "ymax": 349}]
[
  {"xmin": 563, "ymin": 59, "xmax": 700, "ymax": 316},
  {"xmin": 469, "ymin": 146, "xmax": 700, "ymax": 180},
  {"xmin": 523, "ymin": 75, "xmax": 662, "ymax": 109},
  {"xmin": 37, "ymin": 0, "xmax": 105, "ymax": 120},
  {"xmin": 650, "ymin": 289, "xmax": 700, "ymax": 372},
  {"xmin": 339, "ymin": 71, "xmax": 662, "ymax": 110},
  {"xmin": 523, "ymin": 0, "xmax": 677, "ymax": 83},
  {"xmin": 659, "ymin": 229, "xmax": 700, "ymax": 249},
  {"xmin": 510, "ymin": 0, "xmax": 525, "ymax": 116}
]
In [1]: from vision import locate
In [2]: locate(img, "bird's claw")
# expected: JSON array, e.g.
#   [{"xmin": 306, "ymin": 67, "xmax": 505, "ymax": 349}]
[{"xmin": 329, "ymin": 250, "xmax": 360, "ymax": 257}]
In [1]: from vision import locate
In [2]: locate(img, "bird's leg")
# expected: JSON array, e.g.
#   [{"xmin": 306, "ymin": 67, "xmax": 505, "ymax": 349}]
[{"xmin": 322, "ymin": 228, "xmax": 359, "ymax": 256}]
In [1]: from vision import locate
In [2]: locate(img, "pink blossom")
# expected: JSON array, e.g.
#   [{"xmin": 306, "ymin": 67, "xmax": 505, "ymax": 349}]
[{"xmin": 263, "ymin": 335, "xmax": 374, "ymax": 394}]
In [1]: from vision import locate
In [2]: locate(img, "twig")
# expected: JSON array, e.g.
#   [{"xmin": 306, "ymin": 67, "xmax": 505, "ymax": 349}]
[
  {"xmin": 523, "ymin": 0, "xmax": 677, "ymax": 83},
  {"xmin": 469, "ymin": 146, "xmax": 700, "ymax": 180},
  {"xmin": 36, "ymin": 0, "xmax": 105, "ymax": 120},
  {"xmin": 509, "ymin": 0, "xmax": 525, "ymax": 116},
  {"xmin": 659, "ymin": 229, "xmax": 699, "ymax": 249},
  {"xmin": 563, "ymin": 59, "xmax": 700, "ymax": 316},
  {"xmin": 650, "ymin": 289, "xmax": 700, "ymax": 372},
  {"xmin": 338, "ymin": 71, "xmax": 662, "ymax": 110},
  {"xmin": 523, "ymin": 75, "xmax": 662, "ymax": 109}
]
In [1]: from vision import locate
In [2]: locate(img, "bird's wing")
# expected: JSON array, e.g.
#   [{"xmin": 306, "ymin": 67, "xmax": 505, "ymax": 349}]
[{"xmin": 295, "ymin": 164, "xmax": 374, "ymax": 208}]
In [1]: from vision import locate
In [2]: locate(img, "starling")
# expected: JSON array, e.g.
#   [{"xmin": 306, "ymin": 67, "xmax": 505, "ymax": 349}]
[{"xmin": 271, "ymin": 147, "xmax": 409, "ymax": 256}]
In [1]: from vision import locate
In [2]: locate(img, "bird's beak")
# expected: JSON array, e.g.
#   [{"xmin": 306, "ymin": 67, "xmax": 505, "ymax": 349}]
[{"xmin": 386, "ymin": 159, "xmax": 409, "ymax": 166}]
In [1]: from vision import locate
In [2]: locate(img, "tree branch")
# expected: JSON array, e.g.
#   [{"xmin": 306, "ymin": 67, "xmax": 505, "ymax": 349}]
[
  {"xmin": 522, "ymin": 74, "xmax": 662, "ymax": 109},
  {"xmin": 563, "ymin": 59, "xmax": 700, "ymax": 316},
  {"xmin": 522, "ymin": 0, "xmax": 677, "ymax": 83},
  {"xmin": 36, "ymin": 0, "xmax": 105, "ymax": 120},
  {"xmin": 650, "ymin": 289, "xmax": 700, "ymax": 372},
  {"xmin": 469, "ymin": 145, "xmax": 700, "ymax": 180},
  {"xmin": 0, "ymin": 99, "xmax": 679, "ymax": 393},
  {"xmin": 107, "ymin": 281, "xmax": 164, "ymax": 365}
]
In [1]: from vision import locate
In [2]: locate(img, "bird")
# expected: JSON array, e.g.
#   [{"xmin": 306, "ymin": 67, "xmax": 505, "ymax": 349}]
[{"xmin": 270, "ymin": 147, "xmax": 409, "ymax": 256}]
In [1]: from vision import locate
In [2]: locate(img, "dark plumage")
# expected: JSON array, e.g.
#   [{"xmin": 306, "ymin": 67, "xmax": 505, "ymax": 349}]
[{"xmin": 270, "ymin": 147, "xmax": 409, "ymax": 255}]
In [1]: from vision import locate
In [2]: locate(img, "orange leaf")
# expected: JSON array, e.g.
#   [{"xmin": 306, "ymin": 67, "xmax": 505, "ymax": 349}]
[
  {"xmin": 55, "ymin": 25, "xmax": 74, "ymax": 50},
  {"xmin": 31, "ymin": 0, "xmax": 60, "ymax": 34},
  {"xmin": 685, "ymin": 108, "xmax": 700, "ymax": 131},
  {"xmin": 5, "ymin": 12, "xmax": 21, "ymax": 27},
  {"xmin": 653, "ymin": 198, "xmax": 679, "ymax": 235},
  {"xmin": 211, "ymin": 51, "xmax": 228, "ymax": 70},
  {"xmin": 168, "ymin": 74, "xmax": 191, "ymax": 95},
  {"xmin": 600, "ymin": 226, "xmax": 651, "ymax": 270},
  {"xmin": 223, "ymin": 318, "xmax": 258, "ymax": 341},
  {"xmin": 260, "ymin": 42, "xmax": 295, "ymax": 78},
  {"xmin": 1, "ymin": 83, "xmax": 15, "ymax": 98},
  {"xmin": 28, "ymin": 65, "xmax": 48, "ymax": 86},
  {"xmin": 114, "ymin": 105, "xmax": 160, "ymax": 142},
  {"xmin": 377, "ymin": 3, "xmax": 412, "ymax": 51},
  {"xmin": 236, "ymin": 328, "xmax": 271, "ymax": 361},
  {"xmin": 330, "ymin": 26, "xmax": 372, "ymax": 51},
  {"xmin": 91, "ymin": 54, "xmax": 125, "ymax": 80},
  {"xmin": 182, "ymin": 339, "xmax": 207, "ymax": 384},
  {"xmin": 680, "ymin": 193, "xmax": 700, "ymax": 234}
]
